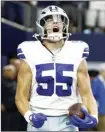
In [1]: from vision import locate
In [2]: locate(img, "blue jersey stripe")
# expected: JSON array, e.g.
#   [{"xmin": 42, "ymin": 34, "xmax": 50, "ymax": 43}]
[
  {"xmin": 82, "ymin": 53, "xmax": 89, "ymax": 58},
  {"xmin": 17, "ymin": 48, "xmax": 23, "ymax": 54},
  {"xmin": 17, "ymin": 54, "xmax": 26, "ymax": 59},
  {"xmin": 83, "ymin": 47, "xmax": 89, "ymax": 52}
]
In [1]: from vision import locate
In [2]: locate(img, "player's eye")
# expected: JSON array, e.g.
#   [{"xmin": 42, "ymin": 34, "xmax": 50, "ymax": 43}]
[
  {"xmin": 44, "ymin": 15, "xmax": 53, "ymax": 21},
  {"xmin": 46, "ymin": 19, "xmax": 53, "ymax": 23},
  {"xmin": 40, "ymin": 15, "xmax": 53, "ymax": 26}
]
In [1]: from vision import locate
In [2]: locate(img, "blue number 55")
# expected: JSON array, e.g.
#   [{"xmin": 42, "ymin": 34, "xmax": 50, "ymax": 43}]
[{"xmin": 36, "ymin": 63, "xmax": 74, "ymax": 96}]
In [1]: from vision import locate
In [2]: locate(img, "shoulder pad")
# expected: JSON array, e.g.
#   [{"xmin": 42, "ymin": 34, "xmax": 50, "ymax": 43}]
[
  {"xmin": 17, "ymin": 41, "xmax": 40, "ymax": 59},
  {"xmin": 67, "ymin": 40, "xmax": 89, "ymax": 59}
]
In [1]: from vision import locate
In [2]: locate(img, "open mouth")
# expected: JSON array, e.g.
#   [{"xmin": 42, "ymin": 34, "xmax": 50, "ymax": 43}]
[{"xmin": 53, "ymin": 26, "xmax": 59, "ymax": 32}]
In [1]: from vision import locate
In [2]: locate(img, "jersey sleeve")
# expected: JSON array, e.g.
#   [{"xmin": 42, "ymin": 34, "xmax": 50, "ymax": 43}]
[
  {"xmin": 81, "ymin": 42, "xmax": 89, "ymax": 60},
  {"xmin": 17, "ymin": 41, "xmax": 34, "ymax": 69},
  {"xmin": 74, "ymin": 41, "xmax": 89, "ymax": 70},
  {"xmin": 17, "ymin": 42, "xmax": 26, "ymax": 60}
]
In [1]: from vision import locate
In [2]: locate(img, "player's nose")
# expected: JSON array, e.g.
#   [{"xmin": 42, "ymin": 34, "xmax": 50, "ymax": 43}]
[{"xmin": 53, "ymin": 22, "xmax": 59, "ymax": 25}]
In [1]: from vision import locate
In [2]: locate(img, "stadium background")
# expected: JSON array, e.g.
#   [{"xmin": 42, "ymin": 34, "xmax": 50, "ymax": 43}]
[{"xmin": 1, "ymin": 1, "xmax": 105, "ymax": 131}]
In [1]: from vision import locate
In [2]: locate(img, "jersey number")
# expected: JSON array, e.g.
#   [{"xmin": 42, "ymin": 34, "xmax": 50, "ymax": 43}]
[{"xmin": 36, "ymin": 63, "xmax": 74, "ymax": 96}]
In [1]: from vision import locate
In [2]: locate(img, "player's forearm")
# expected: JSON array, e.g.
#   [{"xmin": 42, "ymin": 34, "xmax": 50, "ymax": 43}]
[
  {"xmin": 15, "ymin": 95, "xmax": 29, "ymax": 116},
  {"xmin": 82, "ymin": 93, "xmax": 98, "ymax": 117}
]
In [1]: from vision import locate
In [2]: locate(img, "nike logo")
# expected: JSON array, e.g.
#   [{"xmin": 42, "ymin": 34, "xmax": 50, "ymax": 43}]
[{"xmin": 87, "ymin": 121, "xmax": 93, "ymax": 124}]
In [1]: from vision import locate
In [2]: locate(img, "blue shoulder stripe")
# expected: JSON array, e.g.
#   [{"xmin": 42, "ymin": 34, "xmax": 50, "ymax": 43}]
[
  {"xmin": 17, "ymin": 48, "xmax": 23, "ymax": 54},
  {"xmin": 82, "ymin": 53, "xmax": 89, "ymax": 58},
  {"xmin": 17, "ymin": 54, "xmax": 26, "ymax": 59},
  {"xmin": 83, "ymin": 47, "xmax": 89, "ymax": 52},
  {"xmin": 17, "ymin": 48, "xmax": 26, "ymax": 59}
]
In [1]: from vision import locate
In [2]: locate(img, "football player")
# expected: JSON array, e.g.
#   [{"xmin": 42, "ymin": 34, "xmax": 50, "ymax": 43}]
[{"xmin": 15, "ymin": 5, "xmax": 98, "ymax": 131}]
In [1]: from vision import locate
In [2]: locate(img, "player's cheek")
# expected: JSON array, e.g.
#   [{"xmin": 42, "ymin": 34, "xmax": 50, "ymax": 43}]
[
  {"xmin": 45, "ymin": 25, "xmax": 53, "ymax": 31},
  {"xmin": 59, "ymin": 25, "xmax": 63, "ymax": 32}
]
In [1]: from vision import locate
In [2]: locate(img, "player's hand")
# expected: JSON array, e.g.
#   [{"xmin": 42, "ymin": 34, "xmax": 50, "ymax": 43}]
[
  {"xmin": 67, "ymin": 108, "xmax": 98, "ymax": 128},
  {"xmin": 29, "ymin": 113, "xmax": 47, "ymax": 128}
]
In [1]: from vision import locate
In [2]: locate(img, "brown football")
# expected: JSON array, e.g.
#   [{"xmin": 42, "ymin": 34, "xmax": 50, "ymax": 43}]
[{"xmin": 68, "ymin": 103, "xmax": 85, "ymax": 119}]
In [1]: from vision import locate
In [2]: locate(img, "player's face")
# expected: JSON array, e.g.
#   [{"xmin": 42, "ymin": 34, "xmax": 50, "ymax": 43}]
[{"xmin": 44, "ymin": 15, "xmax": 63, "ymax": 35}]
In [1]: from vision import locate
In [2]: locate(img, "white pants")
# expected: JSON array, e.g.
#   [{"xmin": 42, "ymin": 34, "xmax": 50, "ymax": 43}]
[{"xmin": 27, "ymin": 115, "xmax": 78, "ymax": 131}]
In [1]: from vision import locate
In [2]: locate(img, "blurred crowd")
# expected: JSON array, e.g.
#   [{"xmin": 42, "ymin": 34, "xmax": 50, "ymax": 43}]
[
  {"xmin": 1, "ymin": 56, "xmax": 27, "ymax": 131},
  {"xmin": 88, "ymin": 64, "xmax": 105, "ymax": 131},
  {"xmin": 1, "ymin": 0, "xmax": 105, "ymax": 131},
  {"xmin": 1, "ymin": 1, "xmax": 105, "ymax": 34}
]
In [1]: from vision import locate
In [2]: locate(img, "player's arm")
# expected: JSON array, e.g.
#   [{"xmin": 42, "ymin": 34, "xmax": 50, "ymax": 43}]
[
  {"xmin": 69, "ymin": 59, "xmax": 98, "ymax": 128},
  {"xmin": 15, "ymin": 60, "xmax": 32, "ymax": 116},
  {"xmin": 15, "ymin": 59, "xmax": 47, "ymax": 127},
  {"xmin": 77, "ymin": 59, "xmax": 98, "ymax": 117}
]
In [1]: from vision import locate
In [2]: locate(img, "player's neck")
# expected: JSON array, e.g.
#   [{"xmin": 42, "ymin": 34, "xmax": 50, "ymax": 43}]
[{"xmin": 43, "ymin": 39, "xmax": 64, "ymax": 51}]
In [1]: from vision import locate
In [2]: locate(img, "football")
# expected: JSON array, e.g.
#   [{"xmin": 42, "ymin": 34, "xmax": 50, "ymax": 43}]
[{"xmin": 68, "ymin": 103, "xmax": 85, "ymax": 119}]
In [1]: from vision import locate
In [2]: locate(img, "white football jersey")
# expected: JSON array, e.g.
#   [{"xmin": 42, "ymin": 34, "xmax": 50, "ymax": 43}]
[{"xmin": 17, "ymin": 40, "xmax": 89, "ymax": 116}]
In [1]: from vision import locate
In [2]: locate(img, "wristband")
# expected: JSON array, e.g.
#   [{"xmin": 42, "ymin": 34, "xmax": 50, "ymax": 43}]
[{"xmin": 24, "ymin": 110, "xmax": 33, "ymax": 123}]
